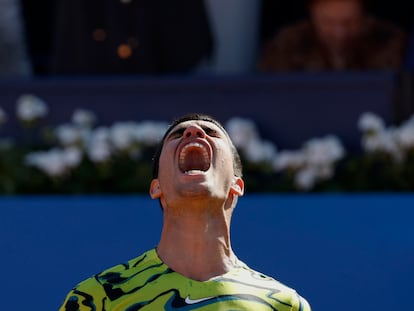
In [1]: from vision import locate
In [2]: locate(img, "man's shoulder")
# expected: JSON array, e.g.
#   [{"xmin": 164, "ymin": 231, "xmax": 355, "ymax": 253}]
[
  {"xmin": 96, "ymin": 248, "xmax": 160, "ymax": 278},
  {"xmin": 58, "ymin": 249, "xmax": 160, "ymax": 310},
  {"xmin": 238, "ymin": 264, "xmax": 312, "ymax": 311},
  {"xmin": 239, "ymin": 263, "xmax": 296, "ymax": 292},
  {"xmin": 77, "ymin": 248, "xmax": 159, "ymax": 289}
]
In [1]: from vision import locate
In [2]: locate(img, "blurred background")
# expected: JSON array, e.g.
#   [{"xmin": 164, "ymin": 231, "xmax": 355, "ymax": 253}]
[
  {"xmin": 5, "ymin": 0, "xmax": 414, "ymax": 75},
  {"xmin": 1, "ymin": 0, "xmax": 414, "ymax": 310},
  {"xmin": 5, "ymin": 0, "xmax": 414, "ymax": 76},
  {"xmin": 1, "ymin": 0, "xmax": 414, "ymax": 193}
]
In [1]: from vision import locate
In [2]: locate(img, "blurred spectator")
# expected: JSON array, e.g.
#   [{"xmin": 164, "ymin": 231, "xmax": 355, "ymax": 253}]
[
  {"xmin": 50, "ymin": 0, "xmax": 213, "ymax": 75},
  {"xmin": 257, "ymin": 0, "xmax": 408, "ymax": 72},
  {"xmin": 0, "ymin": 0, "xmax": 32, "ymax": 77}
]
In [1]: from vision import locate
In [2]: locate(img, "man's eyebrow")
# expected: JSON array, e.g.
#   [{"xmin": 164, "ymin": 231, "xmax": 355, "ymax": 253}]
[{"xmin": 165, "ymin": 121, "xmax": 225, "ymax": 140}]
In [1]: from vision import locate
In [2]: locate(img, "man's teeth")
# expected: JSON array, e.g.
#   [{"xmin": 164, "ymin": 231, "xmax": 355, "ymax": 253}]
[{"xmin": 184, "ymin": 170, "xmax": 203, "ymax": 174}]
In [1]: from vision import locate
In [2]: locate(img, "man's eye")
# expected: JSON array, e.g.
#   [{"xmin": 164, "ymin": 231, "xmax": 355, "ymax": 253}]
[
  {"xmin": 168, "ymin": 129, "xmax": 185, "ymax": 140},
  {"xmin": 204, "ymin": 128, "xmax": 219, "ymax": 137},
  {"xmin": 170, "ymin": 132, "xmax": 181, "ymax": 138}
]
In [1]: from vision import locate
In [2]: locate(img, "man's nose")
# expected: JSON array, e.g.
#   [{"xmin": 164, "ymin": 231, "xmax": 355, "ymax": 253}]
[{"xmin": 184, "ymin": 125, "xmax": 206, "ymax": 138}]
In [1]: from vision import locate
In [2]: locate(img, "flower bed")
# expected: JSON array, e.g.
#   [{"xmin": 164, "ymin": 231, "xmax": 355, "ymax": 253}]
[{"xmin": 1, "ymin": 94, "xmax": 414, "ymax": 194}]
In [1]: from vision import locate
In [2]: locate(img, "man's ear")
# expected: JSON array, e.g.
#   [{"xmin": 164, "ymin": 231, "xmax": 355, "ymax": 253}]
[
  {"xmin": 149, "ymin": 179, "xmax": 162, "ymax": 199},
  {"xmin": 230, "ymin": 176, "xmax": 244, "ymax": 196}
]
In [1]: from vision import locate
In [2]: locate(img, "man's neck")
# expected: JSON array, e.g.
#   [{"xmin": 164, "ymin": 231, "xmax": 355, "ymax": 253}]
[{"xmin": 156, "ymin": 207, "xmax": 237, "ymax": 281}]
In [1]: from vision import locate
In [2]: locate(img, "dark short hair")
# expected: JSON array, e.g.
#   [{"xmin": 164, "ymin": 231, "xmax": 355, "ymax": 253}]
[{"xmin": 152, "ymin": 113, "xmax": 243, "ymax": 178}]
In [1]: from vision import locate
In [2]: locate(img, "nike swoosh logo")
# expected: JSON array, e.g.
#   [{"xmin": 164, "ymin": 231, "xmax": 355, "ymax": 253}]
[{"xmin": 185, "ymin": 296, "xmax": 214, "ymax": 304}]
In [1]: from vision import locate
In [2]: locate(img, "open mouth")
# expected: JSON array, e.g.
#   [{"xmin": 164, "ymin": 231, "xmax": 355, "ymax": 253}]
[{"xmin": 178, "ymin": 142, "xmax": 211, "ymax": 174}]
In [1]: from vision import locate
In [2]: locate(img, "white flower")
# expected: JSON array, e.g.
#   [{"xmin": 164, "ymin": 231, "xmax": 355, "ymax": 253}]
[
  {"xmin": 273, "ymin": 135, "xmax": 345, "ymax": 190},
  {"xmin": 25, "ymin": 147, "xmax": 81, "ymax": 177},
  {"xmin": 401, "ymin": 114, "xmax": 414, "ymax": 128},
  {"xmin": 396, "ymin": 122, "xmax": 414, "ymax": 150},
  {"xmin": 225, "ymin": 117, "xmax": 278, "ymax": 163},
  {"xmin": 273, "ymin": 150, "xmax": 306, "ymax": 171},
  {"xmin": 54, "ymin": 124, "xmax": 86, "ymax": 146},
  {"xmin": 225, "ymin": 117, "xmax": 260, "ymax": 149},
  {"xmin": 16, "ymin": 94, "xmax": 49, "ymax": 122},
  {"xmin": 87, "ymin": 141, "xmax": 112, "ymax": 163},
  {"xmin": 132, "ymin": 121, "xmax": 169, "ymax": 145},
  {"xmin": 0, "ymin": 107, "xmax": 7, "ymax": 125},
  {"xmin": 362, "ymin": 128, "xmax": 402, "ymax": 161},
  {"xmin": 86, "ymin": 127, "xmax": 112, "ymax": 162},
  {"xmin": 72, "ymin": 108, "xmax": 97, "ymax": 128},
  {"xmin": 243, "ymin": 139, "xmax": 277, "ymax": 163},
  {"xmin": 362, "ymin": 134, "xmax": 381, "ymax": 152},
  {"xmin": 63, "ymin": 147, "xmax": 83, "ymax": 168},
  {"xmin": 247, "ymin": 141, "xmax": 277, "ymax": 162},
  {"xmin": 90, "ymin": 126, "xmax": 111, "ymax": 143},
  {"xmin": 304, "ymin": 135, "xmax": 345, "ymax": 167},
  {"xmin": 295, "ymin": 167, "xmax": 317, "ymax": 191},
  {"xmin": 25, "ymin": 150, "xmax": 65, "ymax": 177},
  {"xmin": 358, "ymin": 112, "xmax": 385, "ymax": 134},
  {"xmin": 110, "ymin": 122, "xmax": 137, "ymax": 151}
]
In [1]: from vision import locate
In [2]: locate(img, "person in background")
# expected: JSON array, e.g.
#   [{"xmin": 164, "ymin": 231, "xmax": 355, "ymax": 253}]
[
  {"xmin": 257, "ymin": 0, "xmax": 408, "ymax": 72},
  {"xmin": 58, "ymin": 113, "xmax": 311, "ymax": 311},
  {"xmin": 50, "ymin": 0, "xmax": 213, "ymax": 75},
  {"xmin": 0, "ymin": 0, "xmax": 32, "ymax": 77}
]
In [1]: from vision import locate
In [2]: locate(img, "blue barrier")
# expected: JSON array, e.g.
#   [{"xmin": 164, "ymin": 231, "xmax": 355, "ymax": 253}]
[{"xmin": 1, "ymin": 194, "xmax": 413, "ymax": 310}]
